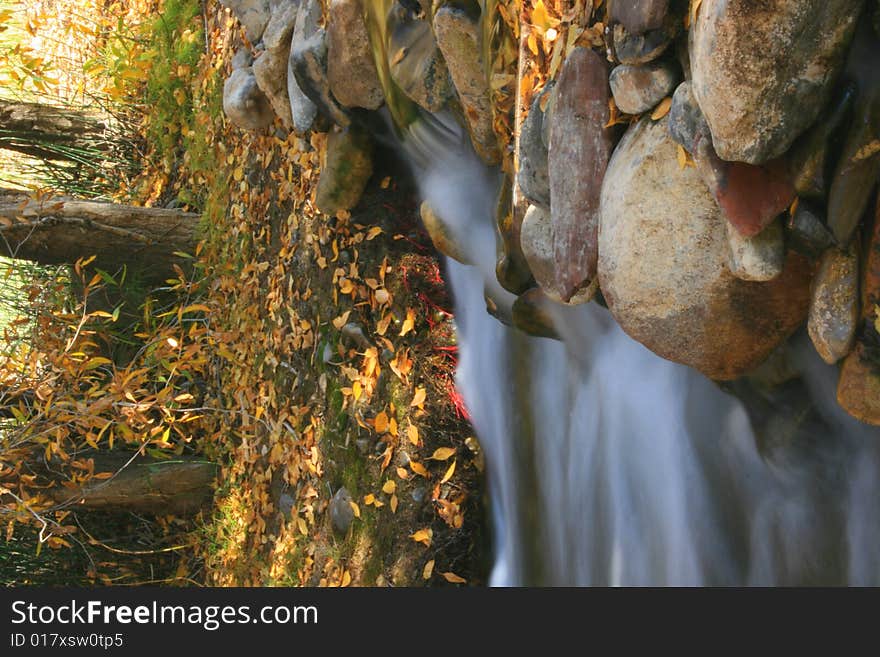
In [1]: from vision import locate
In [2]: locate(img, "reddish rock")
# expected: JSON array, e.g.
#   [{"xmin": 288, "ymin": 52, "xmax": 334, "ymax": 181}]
[
  {"xmin": 610, "ymin": 0, "xmax": 670, "ymax": 35},
  {"xmin": 547, "ymin": 47, "xmax": 613, "ymax": 303},
  {"xmin": 694, "ymin": 132, "xmax": 795, "ymax": 237},
  {"xmin": 837, "ymin": 199, "xmax": 880, "ymax": 424}
]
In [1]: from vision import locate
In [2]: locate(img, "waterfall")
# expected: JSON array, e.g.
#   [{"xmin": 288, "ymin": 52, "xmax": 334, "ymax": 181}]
[{"xmin": 400, "ymin": 118, "xmax": 880, "ymax": 586}]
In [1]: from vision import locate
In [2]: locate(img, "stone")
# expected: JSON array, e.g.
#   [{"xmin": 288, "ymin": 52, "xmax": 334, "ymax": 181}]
[
  {"xmin": 327, "ymin": 0, "xmax": 385, "ymax": 110},
  {"xmin": 726, "ymin": 217, "xmax": 785, "ymax": 282},
  {"xmin": 808, "ymin": 247, "xmax": 859, "ymax": 364},
  {"xmin": 512, "ymin": 287, "xmax": 560, "ymax": 340},
  {"xmin": 827, "ymin": 26, "xmax": 880, "ymax": 246},
  {"xmin": 609, "ymin": 60, "xmax": 678, "ymax": 115},
  {"xmin": 315, "ymin": 126, "xmax": 373, "ymax": 215},
  {"xmin": 540, "ymin": 84, "xmax": 555, "ymax": 150},
  {"xmin": 786, "ymin": 201, "xmax": 836, "ymax": 260},
  {"xmin": 231, "ymin": 48, "xmax": 254, "ymax": 70},
  {"xmin": 495, "ymin": 175, "xmax": 534, "ymax": 295},
  {"xmin": 219, "ymin": 0, "xmax": 272, "ymax": 43},
  {"xmin": 253, "ymin": 1, "xmax": 299, "ymax": 129},
  {"xmin": 387, "ymin": 0, "xmax": 452, "ymax": 113},
  {"xmin": 787, "ymin": 83, "xmax": 856, "ymax": 201},
  {"xmin": 278, "ymin": 492, "xmax": 295, "ymax": 520},
  {"xmin": 433, "ymin": 3, "xmax": 499, "ymax": 164},
  {"xmin": 419, "ymin": 201, "xmax": 472, "ymax": 264},
  {"xmin": 610, "ymin": 0, "xmax": 670, "ymax": 35},
  {"xmin": 329, "ymin": 487, "xmax": 354, "ymax": 535},
  {"xmin": 690, "ymin": 0, "xmax": 863, "ymax": 164},
  {"xmin": 341, "ymin": 322, "xmax": 372, "ymax": 350},
  {"xmin": 612, "ymin": 22, "xmax": 673, "ymax": 65},
  {"xmin": 290, "ymin": 0, "xmax": 350, "ymax": 128},
  {"xmin": 517, "ymin": 84, "xmax": 552, "ymax": 209},
  {"xmin": 598, "ymin": 116, "xmax": 813, "ymax": 380},
  {"xmin": 667, "ymin": 81, "xmax": 707, "ymax": 153},
  {"xmin": 837, "ymin": 200, "xmax": 880, "ymax": 424},
  {"xmin": 288, "ymin": 55, "xmax": 318, "ymax": 133},
  {"xmin": 693, "ymin": 131, "xmax": 794, "ymax": 237},
  {"xmin": 222, "ymin": 67, "xmax": 275, "ymax": 131},
  {"xmin": 547, "ymin": 47, "xmax": 612, "ymax": 303}
]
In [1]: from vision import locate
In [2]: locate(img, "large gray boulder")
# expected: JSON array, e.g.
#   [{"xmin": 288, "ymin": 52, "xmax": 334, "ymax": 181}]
[
  {"xmin": 690, "ymin": 0, "xmax": 863, "ymax": 163},
  {"xmin": 219, "ymin": 0, "xmax": 272, "ymax": 43},
  {"xmin": 598, "ymin": 116, "xmax": 813, "ymax": 380},
  {"xmin": 223, "ymin": 67, "xmax": 275, "ymax": 131},
  {"xmin": 253, "ymin": 1, "xmax": 299, "ymax": 128}
]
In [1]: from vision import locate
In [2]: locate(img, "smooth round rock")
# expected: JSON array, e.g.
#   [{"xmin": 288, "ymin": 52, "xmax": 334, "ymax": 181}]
[{"xmin": 598, "ymin": 116, "xmax": 813, "ymax": 380}]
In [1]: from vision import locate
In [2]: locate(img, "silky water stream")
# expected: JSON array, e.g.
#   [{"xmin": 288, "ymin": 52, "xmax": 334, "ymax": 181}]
[{"xmin": 396, "ymin": 112, "xmax": 880, "ymax": 586}]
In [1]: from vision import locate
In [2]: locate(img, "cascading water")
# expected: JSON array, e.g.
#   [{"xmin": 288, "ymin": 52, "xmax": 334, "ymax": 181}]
[{"xmin": 398, "ymin": 115, "xmax": 880, "ymax": 586}]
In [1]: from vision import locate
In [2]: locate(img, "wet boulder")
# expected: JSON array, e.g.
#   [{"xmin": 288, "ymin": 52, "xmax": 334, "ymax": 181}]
[
  {"xmin": 598, "ymin": 116, "xmax": 813, "ymax": 380},
  {"xmin": 517, "ymin": 84, "xmax": 552, "ymax": 209},
  {"xmin": 808, "ymin": 247, "xmax": 860, "ymax": 364},
  {"xmin": 433, "ymin": 2, "xmax": 499, "ymax": 164},
  {"xmin": 220, "ymin": 0, "xmax": 272, "ymax": 43},
  {"xmin": 609, "ymin": 60, "xmax": 678, "ymax": 115}
]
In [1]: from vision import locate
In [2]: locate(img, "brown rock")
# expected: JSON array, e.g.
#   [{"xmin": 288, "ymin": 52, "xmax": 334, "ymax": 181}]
[
  {"xmin": 690, "ymin": 0, "xmax": 862, "ymax": 163},
  {"xmin": 419, "ymin": 201, "xmax": 471, "ymax": 264},
  {"xmin": 387, "ymin": 1, "xmax": 452, "ymax": 113},
  {"xmin": 808, "ymin": 247, "xmax": 859, "ymax": 364},
  {"xmin": 433, "ymin": 3, "xmax": 499, "ymax": 164},
  {"xmin": 693, "ymin": 131, "xmax": 794, "ymax": 237},
  {"xmin": 598, "ymin": 116, "xmax": 813, "ymax": 380},
  {"xmin": 253, "ymin": 1, "xmax": 299, "ymax": 128},
  {"xmin": 327, "ymin": 0, "xmax": 385, "ymax": 110},
  {"xmin": 547, "ymin": 47, "xmax": 612, "ymax": 303},
  {"xmin": 315, "ymin": 127, "xmax": 373, "ymax": 215},
  {"xmin": 725, "ymin": 217, "xmax": 785, "ymax": 282},
  {"xmin": 512, "ymin": 288, "xmax": 560, "ymax": 340},
  {"xmin": 610, "ymin": 0, "xmax": 670, "ymax": 35},
  {"xmin": 837, "ymin": 200, "xmax": 880, "ymax": 424},
  {"xmin": 609, "ymin": 60, "xmax": 679, "ymax": 115}
]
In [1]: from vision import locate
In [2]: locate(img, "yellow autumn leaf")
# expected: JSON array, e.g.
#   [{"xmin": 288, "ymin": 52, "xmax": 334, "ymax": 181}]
[
  {"xmin": 349, "ymin": 500, "xmax": 361, "ymax": 518},
  {"xmin": 409, "ymin": 461, "xmax": 428, "ymax": 477},
  {"xmin": 396, "ymin": 466, "xmax": 409, "ymax": 480},
  {"xmin": 853, "ymin": 140, "xmax": 880, "ymax": 162},
  {"xmin": 341, "ymin": 570, "xmax": 352, "ymax": 587},
  {"xmin": 390, "ymin": 494, "xmax": 398, "ymax": 513},
  {"xmin": 382, "ymin": 479, "xmax": 396, "ymax": 494},
  {"xmin": 407, "ymin": 424, "xmax": 420, "ymax": 445},
  {"xmin": 363, "ymin": 493, "xmax": 376, "ymax": 505},
  {"xmin": 410, "ymin": 386, "xmax": 426, "ymax": 409},
  {"xmin": 410, "ymin": 528, "xmax": 432, "ymax": 546},
  {"xmin": 429, "ymin": 447, "xmax": 456, "ymax": 461},
  {"xmin": 423, "ymin": 559, "xmax": 435, "ymax": 580},
  {"xmin": 332, "ymin": 310, "xmax": 351, "ymax": 330},
  {"xmin": 651, "ymin": 97, "xmax": 672, "ymax": 120},
  {"xmin": 441, "ymin": 460, "xmax": 456, "ymax": 484},
  {"xmin": 531, "ymin": 0, "xmax": 549, "ymax": 30},
  {"xmin": 374, "ymin": 411, "xmax": 389, "ymax": 434},
  {"xmin": 442, "ymin": 571, "xmax": 466, "ymax": 584},
  {"xmin": 399, "ymin": 307, "xmax": 416, "ymax": 336}
]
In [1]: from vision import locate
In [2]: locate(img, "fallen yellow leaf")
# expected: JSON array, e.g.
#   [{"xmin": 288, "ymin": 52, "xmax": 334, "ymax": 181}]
[
  {"xmin": 423, "ymin": 559, "xmax": 435, "ymax": 580},
  {"xmin": 440, "ymin": 460, "xmax": 456, "ymax": 484},
  {"xmin": 651, "ymin": 97, "xmax": 672, "ymax": 120},
  {"xmin": 410, "ymin": 528, "xmax": 432, "ymax": 546},
  {"xmin": 429, "ymin": 447, "xmax": 456, "ymax": 461},
  {"xmin": 410, "ymin": 386, "xmax": 426, "ymax": 409},
  {"xmin": 442, "ymin": 571, "xmax": 466, "ymax": 584},
  {"xmin": 382, "ymin": 480, "xmax": 396, "ymax": 494},
  {"xmin": 349, "ymin": 501, "xmax": 361, "ymax": 518},
  {"xmin": 407, "ymin": 424, "xmax": 419, "ymax": 445},
  {"xmin": 390, "ymin": 494, "xmax": 398, "ymax": 513}
]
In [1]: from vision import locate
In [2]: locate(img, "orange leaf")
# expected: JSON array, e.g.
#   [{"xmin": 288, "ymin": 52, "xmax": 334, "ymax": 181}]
[
  {"xmin": 410, "ymin": 528, "xmax": 432, "ymax": 546},
  {"xmin": 374, "ymin": 411, "xmax": 389, "ymax": 434},
  {"xmin": 651, "ymin": 97, "xmax": 672, "ymax": 120},
  {"xmin": 429, "ymin": 447, "xmax": 455, "ymax": 461},
  {"xmin": 410, "ymin": 387, "xmax": 426, "ymax": 409},
  {"xmin": 422, "ymin": 559, "xmax": 435, "ymax": 580},
  {"xmin": 442, "ymin": 571, "xmax": 466, "ymax": 584}
]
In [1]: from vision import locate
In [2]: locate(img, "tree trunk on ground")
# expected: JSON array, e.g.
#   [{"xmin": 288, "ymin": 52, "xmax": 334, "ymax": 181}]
[
  {"xmin": 0, "ymin": 99, "xmax": 109, "ymax": 162},
  {"xmin": 0, "ymin": 188, "xmax": 200, "ymax": 275},
  {"xmin": 44, "ymin": 452, "xmax": 217, "ymax": 517}
]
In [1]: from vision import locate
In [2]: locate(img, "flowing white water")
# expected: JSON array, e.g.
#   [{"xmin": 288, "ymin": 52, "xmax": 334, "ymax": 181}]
[{"xmin": 400, "ymin": 115, "xmax": 880, "ymax": 586}]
